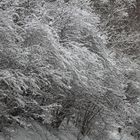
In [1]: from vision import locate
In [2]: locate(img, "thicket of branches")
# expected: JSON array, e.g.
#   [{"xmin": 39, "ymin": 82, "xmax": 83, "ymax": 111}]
[{"xmin": 0, "ymin": 0, "xmax": 140, "ymax": 140}]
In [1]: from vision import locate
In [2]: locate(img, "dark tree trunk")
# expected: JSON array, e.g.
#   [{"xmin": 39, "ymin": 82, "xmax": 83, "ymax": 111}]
[
  {"xmin": 136, "ymin": 0, "xmax": 140, "ymax": 20},
  {"xmin": 110, "ymin": 0, "xmax": 115, "ymax": 5},
  {"xmin": 51, "ymin": 97, "xmax": 75, "ymax": 128},
  {"xmin": 64, "ymin": 0, "xmax": 69, "ymax": 3},
  {"xmin": 51, "ymin": 111, "xmax": 66, "ymax": 128}
]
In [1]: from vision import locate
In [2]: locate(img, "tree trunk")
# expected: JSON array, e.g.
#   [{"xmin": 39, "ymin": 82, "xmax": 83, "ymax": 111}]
[
  {"xmin": 51, "ymin": 97, "xmax": 75, "ymax": 128},
  {"xmin": 136, "ymin": 0, "xmax": 140, "ymax": 20}
]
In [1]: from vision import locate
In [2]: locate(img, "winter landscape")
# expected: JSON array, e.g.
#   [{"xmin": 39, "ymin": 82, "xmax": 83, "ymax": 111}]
[{"xmin": 0, "ymin": 0, "xmax": 140, "ymax": 140}]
